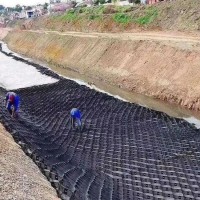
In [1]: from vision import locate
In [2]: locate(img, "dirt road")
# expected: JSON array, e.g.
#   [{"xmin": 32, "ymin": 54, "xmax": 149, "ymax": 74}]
[{"xmin": 28, "ymin": 29, "xmax": 200, "ymax": 50}]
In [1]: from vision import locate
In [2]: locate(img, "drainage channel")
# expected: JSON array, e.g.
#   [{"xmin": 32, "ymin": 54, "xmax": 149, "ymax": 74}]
[{"xmin": 0, "ymin": 44, "xmax": 200, "ymax": 200}]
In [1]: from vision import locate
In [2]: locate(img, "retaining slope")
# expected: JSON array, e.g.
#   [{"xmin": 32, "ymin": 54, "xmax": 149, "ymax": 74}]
[
  {"xmin": 1, "ymin": 47, "xmax": 200, "ymax": 199},
  {"xmin": 4, "ymin": 30, "xmax": 200, "ymax": 111}
]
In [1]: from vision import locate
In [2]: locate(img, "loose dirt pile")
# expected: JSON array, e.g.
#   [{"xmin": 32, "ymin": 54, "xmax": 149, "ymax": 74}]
[
  {"xmin": 0, "ymin": 124, "xmax": 60, "ymax": 200},
  {"xmin": 4, "ymin": 29, "xmax": 200, "ymax": 111}
]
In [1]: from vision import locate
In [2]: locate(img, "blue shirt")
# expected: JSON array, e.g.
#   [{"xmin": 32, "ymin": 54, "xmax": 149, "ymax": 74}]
[{"xmin": 70, "ymin": 108, "xmax": 81, "ymax": 119}]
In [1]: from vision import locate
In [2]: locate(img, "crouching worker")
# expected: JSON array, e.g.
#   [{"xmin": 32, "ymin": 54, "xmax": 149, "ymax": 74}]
[
  {"xmin": 5, "ymin": 92, "xmax": 20, "ymax": 118},
  {"xmin": 70, "ymin": 108, "xmax": 82, "ymax": 132}
]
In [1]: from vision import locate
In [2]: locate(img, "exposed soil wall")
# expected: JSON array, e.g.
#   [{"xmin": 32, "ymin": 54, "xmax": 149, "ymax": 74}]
[
  {"xmin": 4, "ymin": 30, "xmax": 200, "ymax": 111},
  {"xmin": 0, "ymin": 123, "xmax": 60, "ymax": 200},
  {"xmin": 0, "ymin": 28, "xmax": 11, "ymax": 40}
]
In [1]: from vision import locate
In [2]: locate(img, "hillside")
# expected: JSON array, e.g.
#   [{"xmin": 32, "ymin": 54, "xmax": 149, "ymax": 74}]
[{"xmin": 15, "ymin": 0, "xmax": 200, "ymax": 33}]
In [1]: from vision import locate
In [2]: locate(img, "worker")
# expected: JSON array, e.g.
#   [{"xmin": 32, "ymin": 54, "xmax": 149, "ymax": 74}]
[
  {"xmin": 5, "ymin": 92, "xmax": 20, "ymax": 118},
  {"xmin": 70, "ymin": 108, "xmax": 82, "ymax": 131}
]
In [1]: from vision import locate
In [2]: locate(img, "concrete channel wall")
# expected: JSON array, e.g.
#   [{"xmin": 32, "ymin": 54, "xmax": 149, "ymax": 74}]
[
  {"xmin": 4, "ymin": 30, "xmax": 200, "ymax": 111},
  {"xmin": 1, "ymin": 45, "xmax": 200, "ymax": 200}
]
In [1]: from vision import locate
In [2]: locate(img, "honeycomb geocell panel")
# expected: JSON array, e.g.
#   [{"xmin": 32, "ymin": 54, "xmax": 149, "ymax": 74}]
[{"xmin": 0, "ymin": 44, "xmax": 200, "ymax": 200}]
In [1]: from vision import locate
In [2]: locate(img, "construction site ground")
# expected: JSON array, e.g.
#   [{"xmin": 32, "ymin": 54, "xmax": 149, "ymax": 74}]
[{"xmin": 0, "ymin": 46, "xmax": 200, "ymax": 200}]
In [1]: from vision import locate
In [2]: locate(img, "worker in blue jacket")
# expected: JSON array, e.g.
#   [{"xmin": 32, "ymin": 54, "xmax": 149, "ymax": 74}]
[
  {"xmin": 5, "ymin": 92, "xmax": 20, "ymax": 118},
  {"xmin": 70, "ymin": 108, "xmax": 82, "ymax": 131}
]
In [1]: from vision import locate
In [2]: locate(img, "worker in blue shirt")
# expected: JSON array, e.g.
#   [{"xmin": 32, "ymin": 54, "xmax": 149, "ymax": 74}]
[
  {"xmin": 70, "ymin": 108, "xmax": 82, "ymax": 131},
  {"xmin": 5, "ymin": 92, "xmax": 20, "ymax": 118}
]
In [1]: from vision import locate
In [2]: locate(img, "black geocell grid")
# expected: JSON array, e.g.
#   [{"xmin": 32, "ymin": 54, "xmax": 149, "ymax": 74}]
[{"xmin": 0, "ymin": 45, "xmax": 200, "ymax": 200}]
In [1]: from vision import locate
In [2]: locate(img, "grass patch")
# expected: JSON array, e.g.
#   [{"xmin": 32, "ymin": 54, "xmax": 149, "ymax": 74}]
[
  {"xmin": 58, "ymin": 10, "xmax": 79, "ymax": 22},
  {"xmin": 116, "ymin": 5, "xmax": 132, "ymax": 13},
  {"xmin": 51, "ymin": 5, "xmax": 157, "ymax": 26},
  {"xmin": 113, "ymin": 13, "xmax": 132, "ymax": 24},
  {"xmin": 78, "ymin": 5, "xmax": 105, "ymax": 21},
  {"xmin": 79, "ymin": 5, "xmax": 105, "ymax": 15},
  {"xmin": 89, "ymin": 14, "xmax": 101, "ymax": 20},
  {"xmin": 94, "ymin": 5, "xmax": 106, "ymax": 15},
  {"xmin": 135, "ymin": 7, "xmax": 158, "ymax": 25}
]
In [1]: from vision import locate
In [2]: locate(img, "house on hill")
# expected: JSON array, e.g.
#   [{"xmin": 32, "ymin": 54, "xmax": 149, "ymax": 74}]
[{"xmin": 141, "ymin": 0, "xmax": 166, "ymax": 4}]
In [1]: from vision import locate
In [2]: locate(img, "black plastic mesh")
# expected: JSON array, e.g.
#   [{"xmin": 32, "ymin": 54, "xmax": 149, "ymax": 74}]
[{"xmin": 0, "ymin": 45, "xmax": 200, "ymax": 200}]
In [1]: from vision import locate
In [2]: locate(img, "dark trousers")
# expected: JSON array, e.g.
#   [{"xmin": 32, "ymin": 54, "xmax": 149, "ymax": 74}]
[{"xmin": 71, "ymin": 116, "xmax": 82, "ymax": 131}]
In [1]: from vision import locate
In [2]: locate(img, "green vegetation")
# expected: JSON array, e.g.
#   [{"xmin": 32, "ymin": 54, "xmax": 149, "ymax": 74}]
[
  {"xmin": 113, "ymin": 13, "xmax": 132, "ymax": 24},
  {"xmin": 52, "ymin": 5, "xmax": 158, "ymax": 26},
  {"xmin": 89, "ymin": 14, "xmax": 101, "ymax": 20},
  {"xmin": 116, "ymin": 5, "xmax": 132, "ymax": 13},
  {"xmin": 9, "ymin": 0, "xmax": 200, "ymax": 33},
  {"xmin": 135, "ymin": 7, "xmax": 158, "ymax": 25},
  {"xmin": 54, "ymin": 10, "xmax": 79, "ymax": 22},
  {"xmin": 87, "ymin": 6, "xmax": 158, "ymax": 25},
  {"xmin": 112, "ymin": 0, "xmax": 118, "ymax": 4}
]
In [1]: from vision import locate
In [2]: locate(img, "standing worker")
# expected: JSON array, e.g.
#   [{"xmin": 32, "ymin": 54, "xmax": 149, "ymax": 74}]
[
  {"xmin": 70, "ymin": 108, "xmax": 82, "ymax": 131},
  {"xmin": 5, "ymin": 92, "xmax": 20, "ymax": 118}
]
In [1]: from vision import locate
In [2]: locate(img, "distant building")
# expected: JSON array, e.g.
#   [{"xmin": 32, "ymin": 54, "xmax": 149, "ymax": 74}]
[
  {"xmin": 26, "ymin": 10, "xmax": 34, "ymax": 18},
  {"xmin": 140, "ymin": 0, "xmax": 147, "ymax": 3},
  {"xmin": 50, "ymin": 0, "xmax": 61, "ymax": 4},
  {"xmin": 141, "ymin": 0, "xmax": 166, "ymax": 4}
]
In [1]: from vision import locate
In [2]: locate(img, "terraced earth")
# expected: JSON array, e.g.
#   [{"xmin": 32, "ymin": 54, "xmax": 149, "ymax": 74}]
[{"xmin": 0, "ymin": 46, "xmax": 200, "ymax": 200}]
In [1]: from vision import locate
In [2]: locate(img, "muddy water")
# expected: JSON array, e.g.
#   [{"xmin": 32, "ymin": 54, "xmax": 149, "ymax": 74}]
[{"xmin": 49, "ymin": 64, "xmax": 200, "ymax": 121}]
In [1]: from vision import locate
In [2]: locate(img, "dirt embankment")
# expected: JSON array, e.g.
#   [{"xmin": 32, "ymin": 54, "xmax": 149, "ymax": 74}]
[
  {"xmin": 14, "ymin": 0, "xmax": 200, "ymax": 34},
  {"xmin": 0, "ymin": 28, "xmax": 11, "ymax": 40},
  {"xmin": 4, "ymin": 29, "xmax": 200, "ymax": 111},
  {"xmin": 0, "ymin": 124, "xmax": 60, "ymax": 200}
]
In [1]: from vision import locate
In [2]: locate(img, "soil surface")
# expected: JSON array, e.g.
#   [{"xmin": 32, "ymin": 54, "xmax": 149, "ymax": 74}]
[
  {"xmin": 0, "ymin": 28, "xmax": 11, "ymax": 40},
  {"xmin": 4, "ymin": 29, "xmax": 200, "ymax": 111},
  {"xmin": 0, "ymin": 124, "xmax": 60, "ymax": 200}
]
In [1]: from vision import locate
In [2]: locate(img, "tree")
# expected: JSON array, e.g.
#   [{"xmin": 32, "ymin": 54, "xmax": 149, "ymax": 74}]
[
  {"xmin": 43, "ymin": 2, "xmax": 49, "ymax": 10},
  {"xmin": 15, "ymin": 4, "xmax": 22, "ymax": 12},
  {"xmin": 0, "ymin": 5, "xmax": 5, "ymax": 10},
  {"xmin": 6, "ymin": 7, "xmax": 14, "ymax": 12},
  {"xmin": 133, "ymin": 0, "xmax": 140, "ymax": 3},
  {"xmin": 99, "ymin": 0, "xmax": 106, "ymax": 4},
  {"xmin": 25, "ymin": 6, "xmax": 32, "ymax": 10}
]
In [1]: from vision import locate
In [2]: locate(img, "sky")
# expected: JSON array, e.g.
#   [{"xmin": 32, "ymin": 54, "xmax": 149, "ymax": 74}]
[{"xmin": 0, "ymin": 0, "xmax": 48, "ymax": 7}]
